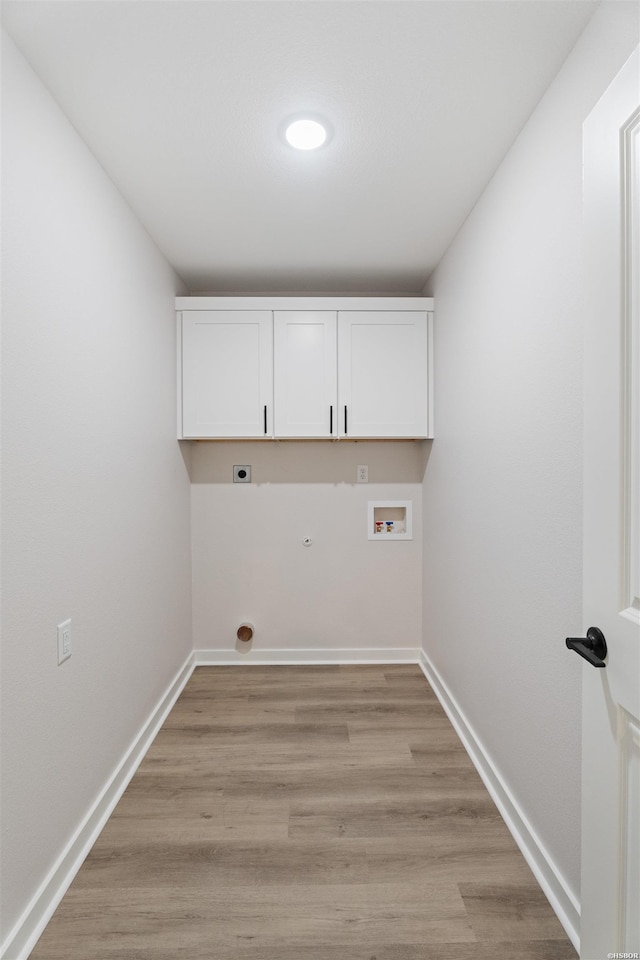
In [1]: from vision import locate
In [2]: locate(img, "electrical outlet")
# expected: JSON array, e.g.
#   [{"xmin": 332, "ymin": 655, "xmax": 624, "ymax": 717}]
[
  {"xmin": 357, "ymin": 464, "xmax": 368, "ymax": 483},
  {"xmin": 233, "ymin": 465, "xmax": 251, "ymax": 483},
  {"xmin": 57, "ymin": 619, "xmax": 72, "ymax": 664}
]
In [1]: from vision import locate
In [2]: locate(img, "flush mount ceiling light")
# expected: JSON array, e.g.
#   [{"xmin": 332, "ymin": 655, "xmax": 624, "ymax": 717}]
[{"xmin": 283, "ymin": 116, "xmax": 330, "ymax": 151}]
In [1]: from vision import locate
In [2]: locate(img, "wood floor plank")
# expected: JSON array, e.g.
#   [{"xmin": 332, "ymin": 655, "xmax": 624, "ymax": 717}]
[
  {"xmin": 62, "ymin": 838, "xmax": 374, "ymax": 888},
  {"xmin": 246, "ymin": 684, "xmax": 429, "ymax": 704},
  {"xmin": 162, "ymin": 698, "xmax": 298, "ymax": 724},
  {"xmin": 30, "ymin": 939, "xmax": 578, "ymax": 960},
  {"xmin": 459, "ymin": 882, "xmax": 570, "ymax": 941},
  {"xmin": 39, "ymin": 881, "xmax": 474, "ymax": 943},
  {"xmin": 362, "ymin": 837, "xmax": 538, "ymax": 884},
  {"xmin": 288, "ymin": 795, "xmax": 504, "ymax": 839},
  {"xmin": 296, "ymin": 700, "xmax": 449, "ymax": 724},
  {"xmin": 347, "ymin": 718, "xmax": 456, "ymax": 747},
  {"xmin": 232, "ymin": 940, "xmax": 579, "ymax": 960},
  {"xmin": 29, "ymin": 665, "xmax": 577, "ymax": 960},
  {"xmin": 30, "ymin": 883, "xmax": 474, "ymax": 960},
  {"xmin": 156, "ymin": 721, "xmax": 349, "ymax": 744},
  {"xmin": 410, "ymin": 736, "xmax": 478, "ymax": 769},
  {"xmin": 102, "ymin": 801, "xmax": 291, "ymax": 842},
  {"xmin": 140, "ymin": 739, "xmax": 416, "ymax": 772},
  {"xmin": 181, "ymin": 664, "xmax": 343, "ymax": 693},
  {"xmin": 221, "ymin": 764, "xmax": 477, "ymax": 803}
]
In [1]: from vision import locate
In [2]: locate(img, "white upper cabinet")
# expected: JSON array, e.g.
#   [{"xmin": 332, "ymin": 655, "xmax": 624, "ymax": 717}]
[
  {"xmin": 274, "ymin": 311, "xmax": 337, "ymax": 438},
  {"xmin": 180, "ymin": 310, "xmax": 273, "ymax": 438},
  {"xmin": 338, "ymin": 311, "xmax": 430, "ymax": 439},
  {"xmin": 177, "ymin": 298, "xmax": 433, "ymax": 440}
]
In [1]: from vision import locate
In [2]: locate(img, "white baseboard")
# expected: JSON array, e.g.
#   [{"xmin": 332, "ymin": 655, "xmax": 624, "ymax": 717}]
[
  {"xmin": 194, "ymin": 647, "xmax": 420, "ymax": 665},
  {"xmin": 418, "ymin": 650, "xmax": 580, "ymax": 953},
  {"xmin": 1, "ymin": 652, "xmax": 196, "ymax": 960}
]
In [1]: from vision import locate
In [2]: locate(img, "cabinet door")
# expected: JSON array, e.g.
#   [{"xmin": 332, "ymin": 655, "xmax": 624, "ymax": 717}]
[
  {"xmin": 274, "ymin": 311, "xmax": 337, "ymax": 438},
  {"xmin": 338, "ymin": 311, "xmax": 430, "ymax": 438},
  {"xmin": 181, "ymin": 311, "xmax": 273, "ymax": 438}
]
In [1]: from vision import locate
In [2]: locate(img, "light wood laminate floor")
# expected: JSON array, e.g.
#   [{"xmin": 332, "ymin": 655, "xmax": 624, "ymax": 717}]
[{"xmin": 31, "ymin": 665, "xmax": 577, "ymax": 959}]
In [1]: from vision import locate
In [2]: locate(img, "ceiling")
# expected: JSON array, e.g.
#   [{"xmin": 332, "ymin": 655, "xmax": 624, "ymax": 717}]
[{"xmin": 2, "ymin": 1, "xmax": 598, "ymax": 295}]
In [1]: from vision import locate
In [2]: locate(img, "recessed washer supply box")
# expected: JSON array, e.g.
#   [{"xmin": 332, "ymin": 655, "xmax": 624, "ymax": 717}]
[{"xmin": 368, "ymin": 501, "xmax": 412, "ymax": 540}]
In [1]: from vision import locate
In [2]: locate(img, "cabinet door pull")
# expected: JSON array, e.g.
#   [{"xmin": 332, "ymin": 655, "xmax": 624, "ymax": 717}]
[
  {"xmin": 330, "ymin": 405, "xmax": 333, "ymax": 434},
  {"xmin": 264, "ymin": 405, "xmax": 268, "ymax": 435},
  {"xmin": 344, "ymin": 405, "xmax": 348, "ymax": 435}
]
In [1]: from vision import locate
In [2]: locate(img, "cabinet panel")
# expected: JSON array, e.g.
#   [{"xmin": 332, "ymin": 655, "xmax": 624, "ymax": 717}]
[
  {"xmin": 274, "ymin": 311, "xmax": 337, "ymax": 438},
  {"xmin": 181, "ymin": 311, "xmax": 272, "ymax": 438},
  {"xmin": 338, "ymin": 311, "xmax": 430, "ymax": 438}
]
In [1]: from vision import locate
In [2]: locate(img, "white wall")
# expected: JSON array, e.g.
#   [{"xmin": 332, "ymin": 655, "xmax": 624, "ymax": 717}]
[
  {"xmin": 421, "ymin": 0, "xmax": 639, "ymax": 916},
  {"xmin": 191, "ymin": 441, "xmax": 426, "ymax": 658},
  {"xmin": 4, "ymin": 1, "xmax": 638, "ymax": 952},
  {"xmin": 0, "ymin": 30, "xmax": 192, "ymax": 946}
]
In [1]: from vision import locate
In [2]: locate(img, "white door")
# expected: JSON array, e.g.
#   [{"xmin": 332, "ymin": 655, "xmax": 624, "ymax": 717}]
[
  {"xmin": 181, "ymin": 310, "xmax": 273, "ymax": 438},
  {"xmin": 273, "ymin": 311, "xmax": 337, "ymax": 438},
  {"xmin": 337, "ymin": 311, "xmax": 431, "ymax": 438},
  {"xmin": 578, "ymin": 47, "xmax": 639, "ymax": 960}
]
